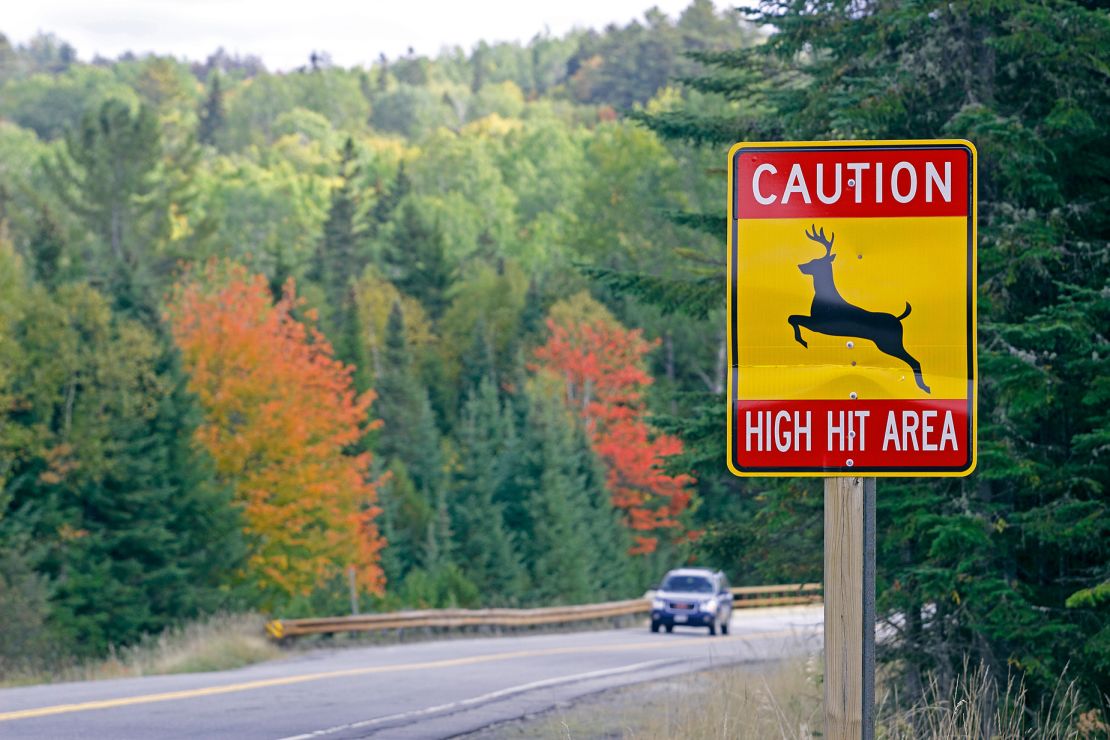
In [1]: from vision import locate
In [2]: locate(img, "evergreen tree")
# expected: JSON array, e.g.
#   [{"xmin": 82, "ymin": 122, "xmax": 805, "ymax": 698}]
[
  {"xmin": 197, "ymin": 73, "xmax": 225, "ymax": 146},
  {"xmin": 0, "ymin": 270, "xmax": 244, "ymax": 656},
  {"xmin": 42, "ymin": 99, "xmax": 188, "ymax": 320},
  {"xmin": 377, "ymin": 459, "xmax": 433, "ymax": 582},
  {"xmin": 568, "ymin": 414, "xmax": 637, "ymax": 596},
  {"xmin": 381, "ymin": 202, "xmax": 453, "ymax": 319},
  {"xmin": 50, "ymin": 362, "xmax": 244, "ymax": 654},
  {"xmin": 371, "ymin": 162, "xmax": 410, "ymax": 235},
  {"xmin": 27, "ymin": 206, "xmax": 65, "ymax": 289},
  {"xmin": 458, "ymin": 317, "xmax": 496, "ymax": 403},
  {"xmin": 518, "ymin": 387, "xmax": 597, "ymax": 605},
  {"xmin": 373, "ymin": 302, "xmax": 448, "ymax": 552},
  {"xmin": 452, "ymin": 378, "xmax": 524, "ymax": 603},
  {"xmin": 315, "ymin": 137, "xmax": 366, "ymax": 365}
]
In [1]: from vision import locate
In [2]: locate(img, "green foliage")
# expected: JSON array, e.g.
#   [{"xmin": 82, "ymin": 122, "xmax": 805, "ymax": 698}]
[
  {"xmin": 451, "ymin": 379, "xmax": 525, "ymax": 603},
  {"xmin": 197, "ymin": 73, "xmax": 225, "ymax": 147},
  {"xmin": 380, "ymin": 201, "xmax": 454, "ymax": 319},
  {"xmin": 42, "ymin": 98, "xmax": 196, "ymax": 319},
  {"xmin": 0, "ymin": 245, "xmax": 244, "ymax": 657}
]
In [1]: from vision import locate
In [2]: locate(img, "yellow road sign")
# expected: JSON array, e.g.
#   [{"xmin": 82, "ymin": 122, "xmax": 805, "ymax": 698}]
[{"xmin": 727, "ymin": 140, "xmax": 977, "ymax": 476}]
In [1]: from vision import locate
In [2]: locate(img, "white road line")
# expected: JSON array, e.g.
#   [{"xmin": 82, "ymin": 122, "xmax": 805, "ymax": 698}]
[{"xmin": 276, "ymin": 659, "xmax": 675, "ymax": 739}]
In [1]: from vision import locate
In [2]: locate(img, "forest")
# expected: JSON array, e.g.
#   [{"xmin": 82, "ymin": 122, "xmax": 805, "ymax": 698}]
[{"xmin": 0, "ymin": 0, "xmax": 1106, "ymax": 716}]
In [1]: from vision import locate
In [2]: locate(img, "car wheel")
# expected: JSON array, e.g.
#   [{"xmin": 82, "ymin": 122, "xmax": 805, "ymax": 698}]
[
  {"xmin": 650, "ymin": 620, "xmax": 660, "ymax": 633},
  {"xmin": 665, "ymin": 624, "xmax": 674, "ymax": 633}
]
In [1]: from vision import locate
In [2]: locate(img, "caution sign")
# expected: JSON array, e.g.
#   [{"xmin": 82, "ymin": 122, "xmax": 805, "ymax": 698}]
[{"xmin": 727, "ymin": 140, "xmax": 977, "ymax": 477}]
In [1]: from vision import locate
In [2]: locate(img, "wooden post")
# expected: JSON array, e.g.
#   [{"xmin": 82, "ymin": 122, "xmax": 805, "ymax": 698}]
[
  {"xmin": 348, "ymin": 565, "xmax": 360, "ymax": 616},
  {"xmin": 824, "ymin": 476, "xmax": 876, "ymax": 740}
]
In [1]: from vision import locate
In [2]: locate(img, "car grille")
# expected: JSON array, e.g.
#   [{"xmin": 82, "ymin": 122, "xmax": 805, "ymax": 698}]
[{"xmin": 668, "ymin": 602, "xmax": 695, "ymax": 610}]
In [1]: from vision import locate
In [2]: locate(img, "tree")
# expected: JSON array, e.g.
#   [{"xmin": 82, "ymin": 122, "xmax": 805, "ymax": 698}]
[
  {"xmin": 26, "ymin": 206, "xmax": 66, "ymax": 289},
  {"xmin": 43, "ymin": 99, "xmax": 191, "ymax": 318},
  {"xmin": 197, "ymin": 73, "xmax": 225, "ymax": 146},
  {"xmin": 0, "ymin": 241, "xmax": 244, "ymax": 656},
  {"xmin": 370, "ymin": 162, "xmax": 410, "ymax": 237},
  {"xmin": 314, "ymin": 137, "xmax": 367, "ymax": 367},
  {"xmin": 533, "ymin": 293, "xmax": 695, "ymax": 555},
  {"xmin": 373, "ymin": 302, "xmax": 444, "ymax": 498},
  {"xmin": 167, "ymin": 261, "xmax": 385, "ymax": 604},
  {"xmin": 451, "ymin": 378, "xmax": 524, "ymax": 602},
  {"xmin": 381, "ymin": 201, "xmax": 454, "ymax": 319}
]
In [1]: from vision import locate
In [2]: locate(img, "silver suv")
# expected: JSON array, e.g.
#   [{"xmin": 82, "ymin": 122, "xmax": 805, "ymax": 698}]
[{"xmin": 650, "ymin": 568, "xmax": 734, "ymax": 636}]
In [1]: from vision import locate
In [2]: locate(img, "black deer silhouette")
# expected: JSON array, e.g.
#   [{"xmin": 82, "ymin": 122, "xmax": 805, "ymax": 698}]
[{"xmin": 787, "ymin": 225, "xmax": 931, "ymax": 394}]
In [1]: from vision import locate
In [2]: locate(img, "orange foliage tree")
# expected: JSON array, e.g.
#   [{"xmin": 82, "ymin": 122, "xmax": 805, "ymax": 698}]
[
  {"xmin": 533, "ymin": 313, "xmax": 694, "ymax": 554},
  {"xmin": 167, "ymin": 261, "xmax": 385, "ymax": 600}
]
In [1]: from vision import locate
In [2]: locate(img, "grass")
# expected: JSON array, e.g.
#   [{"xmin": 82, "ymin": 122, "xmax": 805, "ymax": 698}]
[
  {"xmin": 472, "ymin": 656, "xmax": 1108, "ymax": 739},
  {"xmin": 877, "ymin": 659, "xmax": 1103, "ymax": 740},
  {"xmin": 0, "ymin": 612, "xmax": 282, "ymax": 687},
  {"xmin": 469, "ymin": 658, "xmax": 823, "ymax": 739}
]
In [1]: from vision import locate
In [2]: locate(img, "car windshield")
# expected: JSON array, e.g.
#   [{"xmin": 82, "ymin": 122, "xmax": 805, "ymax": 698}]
[{"xmin": 661, "ymin": 575, "xmax": 714, "ymax": 593}]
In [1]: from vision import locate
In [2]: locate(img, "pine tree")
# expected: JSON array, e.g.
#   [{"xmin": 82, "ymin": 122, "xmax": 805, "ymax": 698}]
[
  {"xmin": 42, "ymin": 99, "xmax": 185, "ymax": 320},
  {"xmin": 315, "ymin": 137, "xmax": 367, "ymax": 366},
  {"xmin": 517, "ymin": 387, "xmax": 596, "ymax": 605},
  {"xmin": 378, "ymin": 459, "xmax": 433, "ymax": 582},
  {"xmin": 197, "ymin": 73, "xmax": 225, "ymax": 146},
  {"xmin": 458, "ymin": 317, "xmax": 496, "ymax": 403},
  {"xmin": 372, "ymin": 301, "xmax": 452, "ymax": 573},
  {"xmin": 51, "ymin": 363, "xmax": 245, "ymax": 654},
  {"xmin": 371, "ymin": 162, "xmax": 410, "ymax": 236},
  {"xmin": 452, "ymin": 378, "xmax": 524, "ymax": 603},
  {"xmin": 27, "ymin": 206, "xmax": 65, "ymax": 289},
  {"xmin": 1, "ymin": 271, "xmax": 245, "ymax": 656},
  {"xmin": 381, "ymin": 202, "xmax": 453, "ymax": 319}
]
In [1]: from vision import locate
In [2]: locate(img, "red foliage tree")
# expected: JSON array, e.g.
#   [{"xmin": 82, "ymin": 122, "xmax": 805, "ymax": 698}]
[
  {"xmin": 167, "ymin": 261, "xmax": 385, "ymax": 600},
  {"xmin": 534, "ymin": 316, "xmax": 694, "ymax": 554}
]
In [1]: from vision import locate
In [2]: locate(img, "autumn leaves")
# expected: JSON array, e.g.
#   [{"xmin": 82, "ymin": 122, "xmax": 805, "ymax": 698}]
[
  {"xmin": 168, "ymin": 263, "xmax": 384, "ymax": 602},
  {"xmin": 167, "ymin": 263, "xmax": 694, "ymax": 600}
]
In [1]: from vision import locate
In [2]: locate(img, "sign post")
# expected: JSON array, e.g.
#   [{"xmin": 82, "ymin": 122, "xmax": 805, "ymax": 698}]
[{"xmin": 726, "ymin": 140, "xmax": 977, "ymax": 739}]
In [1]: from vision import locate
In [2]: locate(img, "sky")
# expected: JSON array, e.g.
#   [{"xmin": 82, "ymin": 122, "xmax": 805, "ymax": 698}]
[{"xmin": 4, "ymin": 0, "xmax": 737, "ymax": 71}]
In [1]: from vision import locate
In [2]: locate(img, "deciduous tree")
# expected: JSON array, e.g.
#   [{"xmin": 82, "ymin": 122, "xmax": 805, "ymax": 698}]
[
  {"xmin": 534, "ymin": 293, "xmax": 694, "ymax": 554},
  {"xmin": 167, "ymin": 261, "xmax": 385, "ymax": 603}
]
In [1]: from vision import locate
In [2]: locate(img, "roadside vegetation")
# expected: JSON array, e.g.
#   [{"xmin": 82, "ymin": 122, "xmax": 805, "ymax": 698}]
[
  {"xmin": 476, "ymin": 659, "xmax": 1104, "ymax": 739},
  {"xmin": 0, "ymin": 613, "xmax": 280, "ymax": 687}
]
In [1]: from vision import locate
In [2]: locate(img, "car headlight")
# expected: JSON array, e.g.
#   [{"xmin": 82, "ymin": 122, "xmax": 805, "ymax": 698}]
[
  {"xmin": 701, "ymin": 598, "xmax": 718, "ymax": 612},
  {"xmin": 652, "ymin": 598, "xmax": 666, "ymax": 610}
]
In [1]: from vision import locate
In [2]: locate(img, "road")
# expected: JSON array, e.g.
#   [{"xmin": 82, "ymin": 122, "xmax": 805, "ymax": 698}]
[{"xmin": 0, "ymin": 605, "xmax": 822, "ymax": 739}]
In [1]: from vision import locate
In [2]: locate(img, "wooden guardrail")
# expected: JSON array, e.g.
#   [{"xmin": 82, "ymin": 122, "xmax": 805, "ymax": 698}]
[{"xmin": 265, "ymin": 583, "xmax": 822, "ymax": 640}]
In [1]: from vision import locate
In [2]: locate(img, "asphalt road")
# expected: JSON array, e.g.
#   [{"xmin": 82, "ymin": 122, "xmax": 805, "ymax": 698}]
[{"xmin": 0, "ymin": 605, "xmax": 822, "ymax": 739}]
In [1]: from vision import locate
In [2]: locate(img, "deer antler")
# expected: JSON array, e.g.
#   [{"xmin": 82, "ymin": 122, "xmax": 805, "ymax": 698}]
[{"xmin": 805, "ymin": 224, "xmax": 835, "ymax": 256}]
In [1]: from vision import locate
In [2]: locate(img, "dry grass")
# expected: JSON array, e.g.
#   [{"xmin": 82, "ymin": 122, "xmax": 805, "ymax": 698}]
[
  {"xmin": 878, "ymin": 660, "xmax": 1102, "ymax": 740},
  {"xmin": 471, "ymin": 658, "xmax": 822, "ymax": 739},
  {"xmin": 475, "ymin": 656, "xmax": 1107, "ymax": 740},
  {"xmin": 625, "ymin": 657, "xmax": 822, "ymax": 740},
  {"xmin": 0, "ymin": 612, "xmax": 282, "ymax": 687}
]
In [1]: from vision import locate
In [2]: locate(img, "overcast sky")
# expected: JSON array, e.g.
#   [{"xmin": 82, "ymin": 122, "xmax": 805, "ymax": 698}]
[{"xmin": 4, "ymin": 0, "xmax": 738, "ymax": 71}]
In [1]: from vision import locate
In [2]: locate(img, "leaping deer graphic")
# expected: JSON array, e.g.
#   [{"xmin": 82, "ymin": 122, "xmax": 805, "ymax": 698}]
[{"xmin": 787, "ymin": 225, "xmax": 931, "ymax": 394}]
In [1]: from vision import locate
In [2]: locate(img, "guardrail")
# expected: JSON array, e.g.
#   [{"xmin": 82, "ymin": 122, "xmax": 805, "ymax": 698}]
[
  {"xmin": 730, "ymin": 582, "xmax": 822, "ymax": 608},
  {"xmin": 265, "ymin": 583, "xmax": 822, "ymax": 640}
]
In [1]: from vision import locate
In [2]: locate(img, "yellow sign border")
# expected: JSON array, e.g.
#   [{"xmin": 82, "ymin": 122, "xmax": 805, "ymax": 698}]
[{"xmin": 725, "ymin": 139, "xmax": 978, "ymax": 478}]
